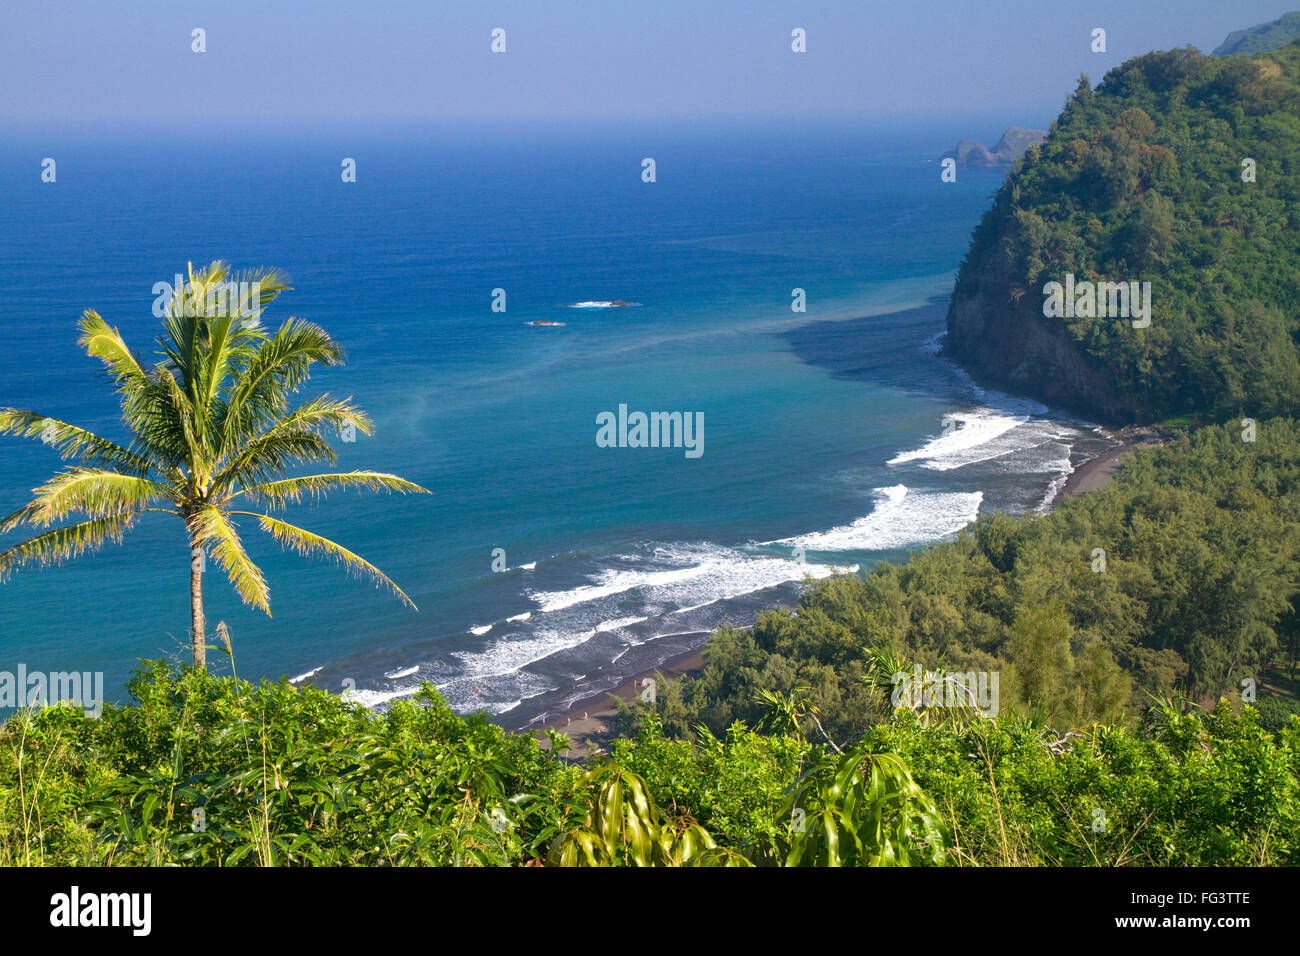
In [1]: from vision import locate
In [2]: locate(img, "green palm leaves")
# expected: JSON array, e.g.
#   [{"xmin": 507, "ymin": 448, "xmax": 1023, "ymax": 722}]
[{"xmin": 0, "ymin": 260, "xmax": 428, "ymax": 668}]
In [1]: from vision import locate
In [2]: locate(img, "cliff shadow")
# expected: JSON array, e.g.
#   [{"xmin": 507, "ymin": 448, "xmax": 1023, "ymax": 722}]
[{"xmin": 778, "ymin": 295, "xmax": 977, "ymax": 401}]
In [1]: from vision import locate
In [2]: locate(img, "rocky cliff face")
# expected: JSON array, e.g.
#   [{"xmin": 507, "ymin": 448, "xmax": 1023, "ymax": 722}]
[
  {"xmin": 990, "ymin": 127, "xmax": 1048, "ymax": 159},
  {"xmin": 944, "ymin": 218, "xmax": 1140, "ymax": 422}
]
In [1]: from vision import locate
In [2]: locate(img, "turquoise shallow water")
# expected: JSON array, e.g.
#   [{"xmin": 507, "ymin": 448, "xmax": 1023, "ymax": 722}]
[{"xmin": 0, "ymin": 123, "xmax": 1112, "ymax": 722}]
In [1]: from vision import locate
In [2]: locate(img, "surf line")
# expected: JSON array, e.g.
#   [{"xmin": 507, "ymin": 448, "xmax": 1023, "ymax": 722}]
[{"xmin": 596, "ymin": 404, "xmax": 703, "ymax": 459}]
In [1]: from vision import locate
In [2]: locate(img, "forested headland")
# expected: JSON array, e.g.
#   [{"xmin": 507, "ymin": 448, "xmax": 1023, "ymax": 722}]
[{"xmin": 946, "ymin": 43, "xmax": 1300, "ymax": 422}]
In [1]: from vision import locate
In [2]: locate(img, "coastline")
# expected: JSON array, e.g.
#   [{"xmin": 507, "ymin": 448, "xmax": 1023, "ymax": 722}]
[
  {"xmin": 531, "ymin": 427, "xmax": 1160, "ymax": 757},
  {"xmin": 1052, "ymin": 425, "xmax": 1164, "ymax": 506},
  {"xmin": 531, "ymin": 646, "xmax": 705, "ymax": 758}
]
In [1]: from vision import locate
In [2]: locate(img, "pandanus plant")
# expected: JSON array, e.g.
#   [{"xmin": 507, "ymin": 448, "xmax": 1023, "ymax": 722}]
[
  {"xmin": 782, "ymin": 746, "xmax": 950, "ymax": 866},
  {"xmin": 0, "ymin": 261, "xmax": 428, "ymax": 669},
  {"xmin": 550, "ymin": 762, "xmax": 751, "ymax": 867}
]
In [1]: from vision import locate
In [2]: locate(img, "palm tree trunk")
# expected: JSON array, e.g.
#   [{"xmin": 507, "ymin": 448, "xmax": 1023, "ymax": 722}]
[{"xmin": 190, "ymin": 540, "xmax": 206, "ymax": 670}]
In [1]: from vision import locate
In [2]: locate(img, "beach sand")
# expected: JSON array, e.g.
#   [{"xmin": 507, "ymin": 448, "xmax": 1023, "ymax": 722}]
[
  {"xmin": 1053, "ymin": 426, "xmax": 1164, "ymax": 506},
  {"xmin": 1059, "ymin": 442, "xmax": 1138, "ymax": 498},
  {"xmin": 532, "ymin": 647, "xmax": 705, "ymax": 759}
]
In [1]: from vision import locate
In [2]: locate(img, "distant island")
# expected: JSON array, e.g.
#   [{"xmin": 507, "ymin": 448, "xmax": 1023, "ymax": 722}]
[
  {"xmin": 1213, "ymin": 10, "xmax": 1300, "ymax": 55},
  {"xmin": 939, "ymin": 126, "xmax": 1046, "ymax": 166}
]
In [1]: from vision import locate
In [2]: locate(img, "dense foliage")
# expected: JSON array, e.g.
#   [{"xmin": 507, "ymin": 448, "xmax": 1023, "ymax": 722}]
[
  {"xmin": 949, "ymin": 43, "xmax": 1300, "ymax": 421},
  {"xmin": 2, "ymin": 662, "xmax": 1294, "ymax": 866}
]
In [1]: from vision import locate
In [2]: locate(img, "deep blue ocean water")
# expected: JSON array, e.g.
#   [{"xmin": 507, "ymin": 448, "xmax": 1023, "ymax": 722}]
[{"xmin": 0, "ymin": 122, "xmax": 1113, "ymax": 725}]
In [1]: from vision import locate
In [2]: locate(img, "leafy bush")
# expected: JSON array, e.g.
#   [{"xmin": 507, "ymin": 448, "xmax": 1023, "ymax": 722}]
[{"xmin": 2, "ymin": 661, "xmax": 1294, "ymax": 866}]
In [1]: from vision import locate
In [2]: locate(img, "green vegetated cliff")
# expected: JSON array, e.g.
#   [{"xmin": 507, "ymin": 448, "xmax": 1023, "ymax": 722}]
[
  {"xmin": 945, "ymin": 43, "xmax": 1300, "ymax": 422},
  {"xmin": 1214, "ymin": 11, "xmax": 1300, "ymax": 56}
]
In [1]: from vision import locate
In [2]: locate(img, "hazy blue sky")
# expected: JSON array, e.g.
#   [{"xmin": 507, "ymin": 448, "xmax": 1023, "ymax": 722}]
[{"xmin": 1, "ymin": 1, "xmax": 1294, "ymax": 127}]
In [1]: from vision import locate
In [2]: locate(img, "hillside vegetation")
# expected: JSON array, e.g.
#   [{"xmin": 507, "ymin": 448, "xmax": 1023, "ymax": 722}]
[
  {"xmin": 2, "ymin": 660, "xmax": 1296, "ymax": 866},
  {"xmin": 1214, "ymin": 11, "xmax": 1300, "ymax": 56}
]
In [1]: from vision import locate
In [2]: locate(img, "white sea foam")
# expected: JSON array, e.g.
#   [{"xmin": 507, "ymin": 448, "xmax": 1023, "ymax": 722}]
[
  {"xmin": 384, "ymin": 665, "xmax": 419, "ymax": 680},
  {"xmin": 888, "ymin": 411, "xmax": 1027, "ymax": 470},
  {"xmin": 351, "ymin": 479, "xmax": 984, "ymax": 717},
  {"xmin": 452, "ymin": 630, "xmax": 596, "ymax": 681},
  {"xmin": 772, "ymin": 485, "xmax": 982, "ymax": 552},
  {"xmin": 432, "ymin": 546, "xmax": 848, "ymax": 704},
  {"xmin": 346, "ymin": 687, "xmax": 412, "ymax": 708},
  {"xmin": 519, "ymin": 562, "xmax": 536, "ymax": 570},
  {"xmin": 527, "ymin": 545, "xmax": 845, "ymax": 617},
  {"xmin": 596, "ymin": 616, "xmax": 648, "ymax": 632},
  {"xmin": 1039, "ymin": 458, "xmax": 1075, "ymax": 511},
  {"xmin": 470, "ymin": 624, "xmax": 493, "ymax": 636},
  {"xmin": 528, "ymin": 563, "xmax": 716, "ymax": 613},
  {"xmin": 289, "ymin": 666, "xmax": 324, "ymax": 684}
]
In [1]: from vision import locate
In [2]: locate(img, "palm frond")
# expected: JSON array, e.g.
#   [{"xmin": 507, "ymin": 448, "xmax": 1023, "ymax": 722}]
[
  {"xmin": 217, "ymin": 319, "xmax": 342, "ymax": 456},
  {"xmin": 239, "ymin": 471, "xmax": 429, "ymax": 509},
  {"xmin": 194, "ymin": 268, "xmax": 292, "ymax": 431},
  {"xmin": 0, "ymin": 503, "xmax": 44, "ymax": 534},
  {"xmin": 22, "ymin": 468, "xmax": 173, "ymax": 525},
  {"xmin": 155, "ymin": 361, "xmax": 205, "ymax": 473},
  {"xmin": 241, "ymin": 512, "xmax": 417, "ymax": 609},
  {"xmin": 159, "ymin": 261, "xmax": 215, "ymax": 395},
  {"xmin": 216, "ymin": 433, "xmax": 338, "ymax": 493},
  {"xmin": 0, "ymin": 408, "xmax": 155, "ymax": 476},
  {"xmin": 77, "ymin": 310, "xmax": 149, "ymax": 388},
  {"xmin": 188, "ymin": 505, "xmax": 270, "ymax": 613},
  {"xmin": 0, "ymin": 513, "xmax": 140, "ymax": 580},
  {"xmin": 212, "ymin": 396, "xmax": 371, "ymax": 492},
  {"xmin": 122, "ymin": 371, "xmax": 195, "ymax": 472},
  {"xmin": 159, "ymin": 263, "xmax": 292, "ymax": 428}
]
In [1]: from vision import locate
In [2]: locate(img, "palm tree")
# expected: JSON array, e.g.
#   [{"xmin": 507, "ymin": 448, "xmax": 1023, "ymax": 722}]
[{"xmin": 0, "ymin": 261, "xmax": 429, "ymax": 669}]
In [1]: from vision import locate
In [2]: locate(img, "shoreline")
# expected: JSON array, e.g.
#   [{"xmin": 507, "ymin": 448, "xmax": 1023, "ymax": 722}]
[
  {"xmin": 530, "ymin": 646, "xmax": 706, "ymax": 758},
  {"xmin": 530, "ymin": 426, "xmax": 1160, "ymax": 757},
  {"xmin": 1052, "ymin": 424, "xmax": 1164, "ymax": 506}
]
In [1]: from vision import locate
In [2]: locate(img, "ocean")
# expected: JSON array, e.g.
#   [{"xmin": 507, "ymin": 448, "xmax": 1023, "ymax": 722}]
[{"xmin": 0, "ymin": 121, "xmax": 1114, "ymax": 725}]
